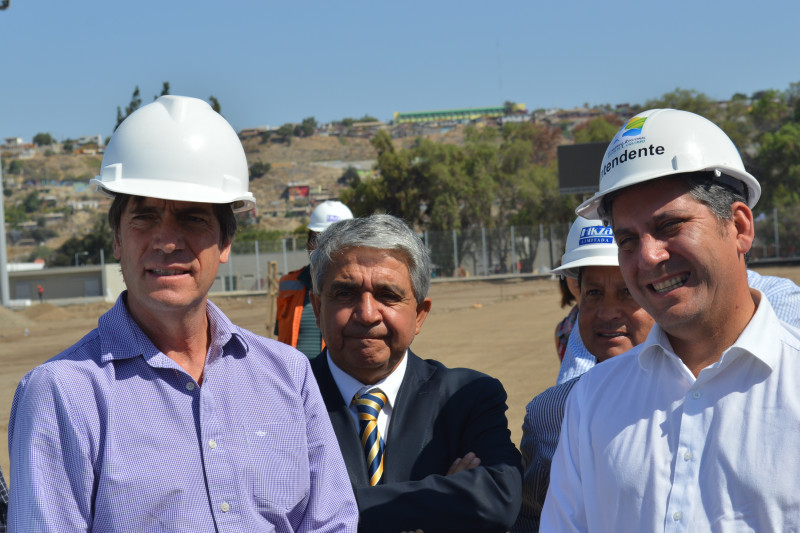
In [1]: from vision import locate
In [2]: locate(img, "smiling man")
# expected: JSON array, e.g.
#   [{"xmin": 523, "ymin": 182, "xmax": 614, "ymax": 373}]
[
  {"xmin": 308, "ymin": 214, "xmax": 522, "ymax": 533},
  {"xmin": 8, "ymin": 96, "xmax": 357, "ymax": 532},
  {"xmin": 541, "ymin": 109, "xmax": 800, "ymax": 532},
  {"xmin": 512, "ymin": 216, "xmax": 654, "ymax": 532}
]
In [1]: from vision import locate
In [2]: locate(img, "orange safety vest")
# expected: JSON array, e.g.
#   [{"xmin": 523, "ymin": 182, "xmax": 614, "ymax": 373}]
[{"xmin": 275, "ymin": 266, "xmax": 325, "ymax": 351}]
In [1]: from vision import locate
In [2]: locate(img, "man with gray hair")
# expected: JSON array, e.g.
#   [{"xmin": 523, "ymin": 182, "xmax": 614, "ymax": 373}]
[{"xmin": 308, "ymin": 214, "xmax": 522, "ymax": 533}]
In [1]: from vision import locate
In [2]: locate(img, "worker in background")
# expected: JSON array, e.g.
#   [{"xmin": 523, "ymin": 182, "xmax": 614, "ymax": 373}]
[{"xmin": 276, "ymin": 200, "xmax": 353, "ymax": 357}]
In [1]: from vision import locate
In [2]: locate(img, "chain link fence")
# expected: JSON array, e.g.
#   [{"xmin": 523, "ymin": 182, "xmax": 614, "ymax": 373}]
[
  {"xmin": 753, "ymin": 206, "xmax": 800, "ymax": 260},
  {"xmin": 219, "ymin": 223, "xmax": 572, "ymax": 293}
]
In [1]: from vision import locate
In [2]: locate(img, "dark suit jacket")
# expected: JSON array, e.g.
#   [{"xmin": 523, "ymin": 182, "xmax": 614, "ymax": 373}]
[{"xmin": 311, "ymin": 350, "xmax": 522, "ymax": 533}]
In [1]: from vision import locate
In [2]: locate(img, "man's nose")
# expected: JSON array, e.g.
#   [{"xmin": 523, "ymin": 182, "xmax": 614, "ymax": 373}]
[
  {"xmin": 638, "ymin": 234, "xmax": 668, "ymax": 269},
  {"xmin": 152, "ymin": 217, "xmax": 185, "ymax": 254},
  {"xmin": 597, "ymin": 298, "xmax": 624, "ymax": 321},
  {"xmin": 353, "ymin": 292, "xmax": 381, "ymax": 324}
]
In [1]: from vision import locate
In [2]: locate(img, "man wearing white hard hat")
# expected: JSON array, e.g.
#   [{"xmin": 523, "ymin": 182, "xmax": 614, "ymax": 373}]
[
  {"xmin": 275, "ymin": 200, "xmax": 353, "ymax": 357},
  {"xmin": 542, "ymin": 109, "xmax": 800, "ymax": 531},
  {"xmin": 512, "ymin": 217, "xmax": 654, "ymax": 532},
  {"xmin": 8, "ymin": 96, "xmax": 358, "ymax": 532}
]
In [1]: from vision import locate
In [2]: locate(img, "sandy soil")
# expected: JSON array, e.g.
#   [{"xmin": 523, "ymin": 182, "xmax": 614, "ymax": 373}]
[{"xmin": 1, "ymin": 266, "xmax": 797, "ymax": 484}]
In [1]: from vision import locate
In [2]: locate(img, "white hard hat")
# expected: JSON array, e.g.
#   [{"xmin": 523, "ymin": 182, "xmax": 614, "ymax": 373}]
[
  {"xmin": 308, "ymin": 200, "xmax": 353, "ymax": 232},
  {"xmin": 576, "ymin": 108, "xmax": 760, "ymax": 220},
  {"xmin": 552, "ymin": 217, "xmax": 618, "ymax": 279},
  {"xmin": 91, "ymin": 95, "xmax": 256, "ymax": 212}
]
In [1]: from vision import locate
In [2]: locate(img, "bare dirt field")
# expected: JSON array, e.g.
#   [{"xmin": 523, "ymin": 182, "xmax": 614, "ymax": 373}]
[{"xmin": 1, "ymin": 265, "xmax": 798, "ymax": 485}]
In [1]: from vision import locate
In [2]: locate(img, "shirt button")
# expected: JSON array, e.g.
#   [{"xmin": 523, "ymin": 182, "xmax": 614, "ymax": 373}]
[
  {"xmin": 220, "ymin": 502, "xmax": 230, "ymax": 513},
  {"xmin": 185, "ymin": 382, "xmax": 195, "ymax": 391},
  {"xmin": 673, "ymin": 511, "xmax": 682, "ymax": 521},
  {"xmin": 209, "ymin": 439, "xmax": 217, "ymax": 449},
  {"xmin": 692, "ymin": 391, "xmax": 701, "ymax": 399},
  {"xmin": 684, "ymin": 451, "xmax": 692, "ymax": 461}
]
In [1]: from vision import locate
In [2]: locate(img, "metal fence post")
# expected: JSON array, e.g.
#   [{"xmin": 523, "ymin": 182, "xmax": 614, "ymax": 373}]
[
  {"xmin": 481, "ymin": 226, "xmax": 488, "ymax": 276},
  {"xmin": 452, "ymin": 229, "xmax": 459, "ymax": 277},
  {"xmin": 227, "ymin": 249, "xmax": 234, "ymax": 292},
  {"xmin": 255, "ymin": 241, "xmax": 262, "ymax": 290},
  {"xmin": 282, "ymin": 239, "xmax": 288, "ymax": 275},
  {"xmin": 511, "ymin": 226, "xmax": 517, "ymax": 273}
]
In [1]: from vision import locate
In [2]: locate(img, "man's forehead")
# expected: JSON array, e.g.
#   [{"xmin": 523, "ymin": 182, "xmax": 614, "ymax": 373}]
[
  {"xmin": 611, "ymin": 178, "xmax": 699, "ymax": 225},
  {"xmin": 327, "ymin": 247, "xmax": 412, "ymax": 282},
  {"xmin": 333, "ymin": 246, "xmax": 410, "ymax": 266},
  {"xmin": 581, "ymin": 265, "xmax": 626, "ymax": 285}
]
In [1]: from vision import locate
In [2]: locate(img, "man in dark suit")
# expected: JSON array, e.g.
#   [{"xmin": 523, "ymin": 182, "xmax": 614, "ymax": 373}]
[{"xmin": 308, "ymin": 214, "xmax": 522, "ymax": 533}]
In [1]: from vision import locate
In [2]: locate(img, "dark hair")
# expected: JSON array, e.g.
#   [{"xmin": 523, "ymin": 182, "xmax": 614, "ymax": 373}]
[
  {"xmin": 558, "ymin": 268, "xmax": 576, "ymax": 308},
  {"xmin": 108, "ymin": 193, "xmax": 237, "ymax": 246}
]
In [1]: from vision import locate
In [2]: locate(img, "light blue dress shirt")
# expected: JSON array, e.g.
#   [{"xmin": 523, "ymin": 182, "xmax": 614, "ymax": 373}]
[{"xmin": 9, "ymin": 294, "xmax": 358, "ymax": 533}]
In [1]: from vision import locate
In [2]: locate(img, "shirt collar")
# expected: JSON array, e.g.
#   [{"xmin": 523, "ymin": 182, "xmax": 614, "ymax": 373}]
[
  {"xmin": 98, "ymin": 292, "xmax": 246, "ymax": 367},
  {"xmin": 637, "ymin": 288, "xmax": 783, "ymax": 373},
  {"xmin": 327, "ymin": 349, "xmax": 408, "ymax": 410}
]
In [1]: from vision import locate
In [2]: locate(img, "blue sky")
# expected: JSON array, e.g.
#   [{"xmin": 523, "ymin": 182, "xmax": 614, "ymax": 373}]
[{"xmin": 1, "ymin": 0, "xmax": 797, "ymax": 143}]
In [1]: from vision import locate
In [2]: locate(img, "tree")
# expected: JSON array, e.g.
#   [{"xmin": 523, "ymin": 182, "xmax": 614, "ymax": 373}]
[
  {"xmin": 788, "ymin": 81, "xmax": 800, "ymax": 123},
  {"xmin": 115, "ymin": 86, "xmax": 142, "ymax": 131},
  {"xmin": 49, "ymin": 216, "xmax": 114, "ymax": 267},
  {"xmin": 338, "ymin": 166, "xmax": 360, "ymax": 186},
  {"xmin": 8, "ymin": 159, "xmax": 23, "ymax": 174},
  {"xmin": 22, "ymin": 191, "xmax": 41, "ymax": 213},
  {"xmin": 249, "ymin": 161, "xmax": 271, "ymax": 179},
  {"xmin": 572, "ymin": 115, "xmax": 623, "ymax": 144},
  {"xmin": 33, "ymin": 133, "xmax": 54, "ymax": 146},
  {"xmin": 646, "ymin": 88, "xmax": 716, "ymax": 119},
  {"xmin": 209, "ymin": 95, "xmax": 221, "ymax": 113},
  {"xmin": 301, "ymin": 117, "xmax": 317, "ymax": 137},
  {"xmin": 756, "ymin": 122, "xmax": 800, "ymax": 210},
  {"xmin": 750, "ymin": 89, "xmax": 790, "ymax": 133},
  {"xmin": 502, "ymin": 121, "xmax": 562, "ymax": 166},
  {"xmin": 154, "ymin": 81, "xmax": 170, "ymax": 100},
  {"xmin": 277, "ymin": 123, "xmax": 294, "ymax": 144}
]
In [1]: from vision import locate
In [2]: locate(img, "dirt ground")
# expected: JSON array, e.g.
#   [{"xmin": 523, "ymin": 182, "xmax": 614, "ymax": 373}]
[{"xmin": 0, "ymin": 265, "xmax": 798, "ymax": 485}]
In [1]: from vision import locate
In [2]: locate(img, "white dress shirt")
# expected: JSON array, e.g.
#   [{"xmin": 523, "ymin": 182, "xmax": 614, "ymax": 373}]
[
  {"xmin": 327, "ymin": 350, "xmax": 408, "ymax": 443},
  {"xmin": 556, "ymin": 269, "xmax": 800, "ymax": 386},
  {"xmin": 542, "ymin": 291, "xmax": 800, "ymax": 532}
]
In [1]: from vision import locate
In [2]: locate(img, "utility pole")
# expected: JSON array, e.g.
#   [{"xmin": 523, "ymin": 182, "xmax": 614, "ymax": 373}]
[
  {"xmin": 0, "ymin": 160, "xmax": 10, "ymax": 307},
  {"xmin": 1, "ymin": 1, "xmax": 14, "ymax": 306}
]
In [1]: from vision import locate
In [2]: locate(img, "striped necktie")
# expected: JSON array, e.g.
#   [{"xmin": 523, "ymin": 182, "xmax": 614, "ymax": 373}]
[{"xmin": 353, "ymin": 388, "xmax": 387, "ymax": 486}]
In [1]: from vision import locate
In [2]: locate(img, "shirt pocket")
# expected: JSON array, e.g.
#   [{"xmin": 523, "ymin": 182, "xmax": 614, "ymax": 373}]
[{"xmin": 245, "ymin": 423, "xmax": 310, "ymax": 511}]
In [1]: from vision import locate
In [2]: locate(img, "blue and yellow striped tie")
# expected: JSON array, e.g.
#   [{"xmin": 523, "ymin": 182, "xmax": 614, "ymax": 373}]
[{"xmin": 354, "ymin": 388, "xmax": 387, "ymax": 486}]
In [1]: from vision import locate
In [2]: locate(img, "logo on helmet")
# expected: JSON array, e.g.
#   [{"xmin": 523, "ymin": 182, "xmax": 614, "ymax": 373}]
[
  {"xmin": 326, "ymin": 215, "xmax": 341, "ymax": 222},
  {"xmin": 579, "ymin": 225, "xmax": 614, "ymax": 246}
]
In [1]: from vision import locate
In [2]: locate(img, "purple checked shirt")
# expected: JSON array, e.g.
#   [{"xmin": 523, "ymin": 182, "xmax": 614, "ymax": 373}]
[{"xmin": 8, "ymin": 294, "xmax": 358, "ymax": 533}]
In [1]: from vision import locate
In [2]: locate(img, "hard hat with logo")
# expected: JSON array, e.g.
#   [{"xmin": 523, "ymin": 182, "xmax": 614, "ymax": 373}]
[
  {"xmin": 552, "ymin": 217, "xmax": 618, "ymax": 279},
  {"xmin": 91, "ymin": 95, "xmax": 256, "ymax": 212},
  {"xmin": 576, "ymin": 108, "xmax": 760, "ymax": 220},
  {"xmin": 308, "ymin": 200, "xmax": 353, "ymax": 232}
]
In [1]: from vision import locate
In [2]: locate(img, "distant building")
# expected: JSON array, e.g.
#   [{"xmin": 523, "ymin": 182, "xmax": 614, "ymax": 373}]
[
  {"xmin": 393, "ymin": 104, "xmax": 526, "ymax": 124},
  {"xmin": 4, "ymin": 137, "xmax": 24, "ymax": 147},
  {"xmin": 78, "ymin": 135, "xmax": 103, "ymax": 147}
]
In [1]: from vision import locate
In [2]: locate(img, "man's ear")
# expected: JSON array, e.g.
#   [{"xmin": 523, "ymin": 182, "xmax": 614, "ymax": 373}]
[
  {"xmin": 113, "ymin": 230, "xmax": 122, "ymax": 260},
  {"xmin": 219, "ymin": 237, "xmax": 232, "ymax": 264},
  {"xmin": 310, "ymin": 291, "xmax": 322, "ymax": 327},
  {"xmin": 414, "ymin": 298, "xmax": 432, "ymax": 335},
  {"xmin": 731, "ymin": 202, "xmax": 754, "ymax": 255}
]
